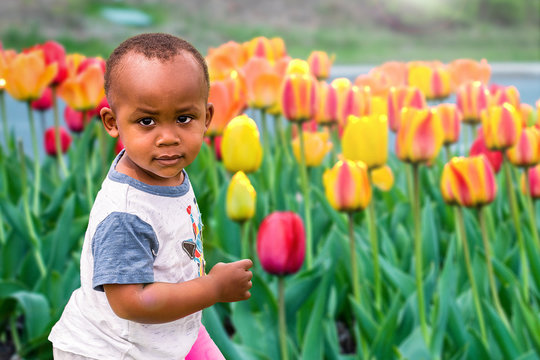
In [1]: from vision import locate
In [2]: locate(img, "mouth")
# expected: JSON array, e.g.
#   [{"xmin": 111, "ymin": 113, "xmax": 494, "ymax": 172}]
[{"xmin": 155, "ymin": 155, "xmax": 182, "ymax": 165}]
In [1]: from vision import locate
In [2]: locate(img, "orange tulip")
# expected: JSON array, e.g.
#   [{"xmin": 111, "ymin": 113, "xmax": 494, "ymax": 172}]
[
  {"xmin": 323, "ymin": 160, "xmax": 372, "ymax": 212},
  {"xmin": 354, "ymin": 73, "xmax": 391, "ymax": 98},
  {"xmin": 396, "ymin": 107, "xmax": 443, "ymax": 164},
  {"xmin": 314, "ymin": 81, "xmax": 338, "ymax": 125},
  {"xmin": 57, "ymin": 62, "xmax": 104, "ymax": 111},
  {"xmin": 436, "ymin": 103, "xmax": 462, "ymax": 145},
  {"xmin": 0, "ymin": 47, "xmax": 16, "ymax": 90},
  {"xmin": 481, "ymin": 103, "xmax": 522, "ymax": 150},
  {"xmin": 207, "ymin": 71, "xmax": 247, "ymax": 137},
  {"xmin": 206, "ymin": 41, "xmax": 247, "ymax": 81},
  {"xmin": 387, "ymin": 85, "xmax": 426, "ymax": 132},
  {"xmin": 456, "ymin": 81, "xmax": 490, "ymax": 124},
  {"xmin": 4, "ymin": 49, "xmax": 57, "ymax": 101},
  {"xmin": 521, "ymin": 164, "xmax": 540, "ymax": 199},
  {"xmin": 269, "ymin": 37, "xmax": 287, "ymax": 60},
  {"xmin": 242, "ymin": 57, "xmax": 282, "ymax": 110},
  {"xmin": 307, "ymin": 50, "xmax": 335, "ymax": 80},
  {"xmin": 506, "ymin": 126, "xmax": 540, "ymax": 167},
  {"xmin": 280, "ymin": 73, "xmax": 318, "ymax": 122},
  {"xmin": 407, "ymin": 62, "xmax": 452, "ymax": 101},
  {"xmin": 371, "ymin": 61, "xmax": 408, "ymax": 87},
  {"xmin": 443, "ymin": 155, "xmax": 497, "ymax": 207},
  {"xmin": 448, "ymin": 58, "xmax": 491, "ymax": 89},
  {"xmin": 291, "ymin": 130, "xmax": 332, "ymax": 167}
]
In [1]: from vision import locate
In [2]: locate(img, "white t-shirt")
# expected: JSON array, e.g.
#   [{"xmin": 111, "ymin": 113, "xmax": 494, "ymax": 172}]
[{"xmin": 49, "ymin": 152, "xmax": 205, "ymax": 359}]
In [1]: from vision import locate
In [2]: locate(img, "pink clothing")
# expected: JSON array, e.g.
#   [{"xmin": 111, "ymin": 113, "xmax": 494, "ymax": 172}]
[{"xmin": 185, "ymin": 325, "xmax": 225, "ymax": 360}]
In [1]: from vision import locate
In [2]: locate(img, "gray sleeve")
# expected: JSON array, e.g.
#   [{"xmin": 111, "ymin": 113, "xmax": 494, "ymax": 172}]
[{"xmin": 92, "ymin": 212, "xmax": 159, "ymax": 292}]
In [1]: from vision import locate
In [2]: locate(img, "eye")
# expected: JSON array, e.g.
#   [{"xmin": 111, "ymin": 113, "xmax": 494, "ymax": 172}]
[
  {"xmin": 139, "ymin": 118, "xmax": 155, "ymax": 126},
  {"xmin": 177, "ymin": 115, "xmax": 193, "ymax": 124}
]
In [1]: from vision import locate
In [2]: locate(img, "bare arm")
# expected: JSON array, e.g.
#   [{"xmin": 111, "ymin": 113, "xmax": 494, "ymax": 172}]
[{"xmin": 103, "ymin": 259, "xmax": 253, "ymax": 324}]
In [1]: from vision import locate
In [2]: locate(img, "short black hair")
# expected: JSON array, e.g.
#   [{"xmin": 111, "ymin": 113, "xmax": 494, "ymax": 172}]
[{"xmin": 104, "ymin": 33, "xmax": 209, "ymax": 101}]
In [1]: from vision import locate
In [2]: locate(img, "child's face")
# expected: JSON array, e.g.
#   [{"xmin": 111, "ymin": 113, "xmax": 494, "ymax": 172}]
[{"xmin": 101, "ymin": 52, "xmax": 213, "ymax": 186}]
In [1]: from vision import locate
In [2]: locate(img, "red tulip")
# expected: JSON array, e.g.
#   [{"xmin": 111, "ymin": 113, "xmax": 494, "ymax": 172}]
[
  {"xmin": 469, "ymin": 129, "xmax": 503, "ymax": 173},
  {"xmin": 28, "ymin": 40, "xmax": 68, "ymax": 86},
  {"xmin": 31, "ymin": 87, "xmax": 53, "ymax": 111},
  {"xmin": 115, "ymin": 138, "xmax": 124, "ymax": 154},
  {"xmin": 257, "ymin": 211, "xmax": 305, "ymax": 276},
  {"xmin": 522, "ymin": 164, "xmax": 540, "ymax": 199},
  {"xmin": 44, "ymin": 126, "xmax": 71, "ymax": 156},
  {"xmin": 64, "ymin": 106, "xmax": 85, "ymax": 133}
]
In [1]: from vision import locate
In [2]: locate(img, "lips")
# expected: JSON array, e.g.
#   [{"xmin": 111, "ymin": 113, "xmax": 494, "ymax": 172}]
[{"xmin": 155, "ymin": 154, "xmax": 182, "ymax": 165}]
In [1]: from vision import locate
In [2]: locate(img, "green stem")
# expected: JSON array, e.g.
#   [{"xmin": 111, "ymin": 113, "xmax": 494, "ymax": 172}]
[
  {"xmin": 330, "ymin": 123, "xmax": 339, "ymax": 165},
  {"xmin": 444, "ymin": 144, "xmax": 452, "ymax": 163},
  {"xmin": 260, "ymin": 109, "xmax": 270, "ymax": 155},
  {"xmin": 207, "ymin": 136, "xmax": 220, "ymax": 199},
  {"xmin": 97, "ymin": 117, "xmax": 108, "ymax": 178},
  {"xmin": 524, "ymin": 168, "xmax": 540, "ymax": 250},
  {"xmin": 261, "ymin": 110, "xmax": 276, "ymax": 211},
  {"xmin": 502, "ymin": 156, "xmax": 529, "ymax": 302},
  {"xmin": 52, "ymin": 88, "xmax": 69, "ymax": 177},
  {"xmin": 274, "ymin": 114, "xmax": 291, "ymax": 165},
  {"xmin": 412, "ymin": 163, "xmax": 428, "ymax": 343},
  {"xmin": 348, "ymin": 212, "xmax": 361, "ymax": 304},
  {"xmin": 478, "ymin": 206, "xmax": 510, "ymax": 328},
  {"xmin": 17, "ymin": 140, "xmax": 46, "ymax": 279},
  {"xmin": 1, "ymin": 90, "xmax": 9, "ymax": 149},
  {"xmin": 27, "ymin": 101, "xmax": 41, "ymax": 214},
  {"xmin": 85, "ymin": 157, "xmax": 94, "ymax": 211},
  {"xmin": 367, "ymin": 171, "xmax": 381, "ymax": 311},
  {"xmin": 298, "ymin": 124, "xmax": 313, "ymax": 268},
  {"xmin": 240, "ymin": 220, "xmax": 251, "ymax": 259},
  {"xmin": 455, "ymin": 206, "xmax": 487, "ymax": 345},
  {"xmin": 278, "ymin": 276, "xmax": 288, "ymax": 360},
  {"xmin": 10, "ymin": 316, "xmax": 21, "ymax": 354}
]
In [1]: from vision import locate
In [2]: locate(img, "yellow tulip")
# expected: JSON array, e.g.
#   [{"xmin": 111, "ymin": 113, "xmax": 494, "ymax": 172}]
[
  {"xmin": 4, "ymin": 49, "xmax": 57, "ymax": 101},
  {"xmin": 291, "ymin": 131, "xmax": 333, "ymax": 167},
  {"xmin": 396, "ymin": 107, "xmax": 443, "ymax": 164},
  {"xmin": 226, "ymin": 171, "xmax": 256, "ymax": 222},
  {"xmin": 285, "ymin": 59, "xmax": 311, "ymax": 75},
  {"xmin": 481, "ymin": 103, "xmax": 522, "ymax": 151},
  {"xmin": 221, "ymin": 114, "xmax": 263, "ymax": 173},
  {"xmin": 408, "ymin": 62, "xmax": 452, "ymax": 101},
  {"xmin": 371, "ymin": 165, "xmax": 394, "ymax": 191},
  {"xmin": 342, "ymin": 114, "xmax": 388, "ymax": 169},
  {"xmin": 323, "ymin": 160, "xmax": 372, "ymax": 212}
]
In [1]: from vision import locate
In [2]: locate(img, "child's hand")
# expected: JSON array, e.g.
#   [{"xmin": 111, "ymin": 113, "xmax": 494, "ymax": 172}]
[{"xmin": 208, "ymin": 259, "xmax": 253, "ymax": 303}]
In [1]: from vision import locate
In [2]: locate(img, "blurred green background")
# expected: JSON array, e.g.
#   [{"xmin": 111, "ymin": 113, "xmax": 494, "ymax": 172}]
[{"xmin": 1, "ymin": 0, "xmax": 539, "ymax": 63}]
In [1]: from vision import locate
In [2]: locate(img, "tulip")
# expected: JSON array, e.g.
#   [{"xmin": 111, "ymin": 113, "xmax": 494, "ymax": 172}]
[
  {"xmin": 314, "ymin": 81, "xmax": 338, "ymax": 125},
  {"xmin": 64, "ymin": 106, "xmax": 86, "ymax": 133},
  {"xmin": 440, "ymin": 162, "xmax": 458, "ymax": 206},
  {"xmin": 371, "ymin": 165, "xmax": 394, "ymax": 191},
  {"xmin": 372, "ymin": 61, "xmax": 408, "ymax": 87},
  {"xmin": 291, "ymin": 130, "xmax": 332, "ymax": 167},
  {"xmin": 341, "ymin": 85, "xmax": 371, "ymax": 128},
  {"xmin": 522, "ymin": 164, "xmax": 540, "ymax": 199},
  {"xmin": 242, "ymin": 57, "xmax": 281, "ymax": 110},
  {"xmin": 407, "ymin": 63, "xmax": 452, "ymax": 101},
  {"xmin": 65, "ymin": 53, "xmax": 87, "ymax": 77},
  {"xmin": 206, "ymin": 41, "xmax": 247, "ymax": 80},
  {"xmin": 44, "ymin": 126, "xmax": 71, "ymax": 156},
  {"xmin": 448, "ymin": 58, "xmax": 491, "ymax": 89},
  {"xmin": 506, "ymin": 126, "xmax": 540, "ymax": 168},
  {"xmin": 354, "ymin": 73, "xmax": 391, "ymax": 98},
  {"xmin": 257, "ymin": 211, "xmax": 305, "ymax": 360},
  {"xmin": 342, "ymin": 114, "xmax": 388, "ymax": 169},
  {"xmin": 307, "ymin": 50, "xmax": 335, "ymax": 80},
  {"xmin": 0, "ymin": 47, "xmax": 16, "ymax": 146},
  {"xmin": 489, "ymin": 84, "xmax": 520, "ymax": 109},
  {"xmin": 32, "ymin": 40, "xmax": 68, "ymax": 86},
  {"xmin": 4, "ymin": 49, "xmax": 57, "ymax": 101},
  {"xmin": 221, "ymin": 114, "xmax": 263, "ymax": 173},
  {"xmin": 387, "ymin": 85, "xmax": 426, "ymax": 132},
  {"xmin": 456, "ymin": 81, "xmax": 490, "ymax": 125},
  {"xmin": 518, "ymin": 103, "xmax": 534, "ymax": 127},
  {"xmin": 285, "ymin": 59, "xmax": 311, "ymax": 75},
  {"xmin": 57, "ymin": 61, "xmax": 105, "ymax": 111},
  {"xmin": 207, "ymin": 71, "xmax": 247, "ymax": 137},
  {"xmin": 395, "ymin": 107, "xmax": 443, "ymax": 164},
  {"xmin": 31, "ymin": 87, "xmax": 53, "ymax": 112},
  {"xmin": 323, "ymin": 160, "xmax": 372, "ymax": 212},
  {"xmin": 244, "ymin": 36, "xmax": 276, "ymax": 63},
  {"xmin": 226, "ymin": 171, "xmax": 256, "ymax": 223},
  {"xmin": 436, "ymin": 103, "xmax": 461, "ymax": 145},
  {"xmin": 270, "ymin": 37, "xmax": 287, "ymax": 60},
  {"xmin": 469, "ymin": 130, "xmax": 503, "ymax": 173},
  {"xmin": 482, "ymin": 103, "xmax": 522, "ymax": 151},
  {"xmin": 445, "ymin": 155, "xmax": 497, "ymax": 207},
  {"xmin": 281, "ymin": 73, "xmax": 318, "ymax": 123}
]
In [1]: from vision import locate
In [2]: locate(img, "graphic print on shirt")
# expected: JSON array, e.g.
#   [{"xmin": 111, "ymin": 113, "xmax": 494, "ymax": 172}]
[{"xmin": 181, "ymin": 199, "xmax": 204, "ymax": 276}]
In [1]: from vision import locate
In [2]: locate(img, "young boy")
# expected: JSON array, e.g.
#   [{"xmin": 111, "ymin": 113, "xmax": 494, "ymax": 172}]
[{"xmin": 49, "ymin": 33, "xmax": 253, "ymax": 359}]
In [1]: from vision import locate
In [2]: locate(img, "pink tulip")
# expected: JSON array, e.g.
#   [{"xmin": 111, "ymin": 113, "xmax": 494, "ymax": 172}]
[
  {"xmin": 257, "ymin": 211, "xmax": 305, "ymax": 276},
  {"xmin": 64, "ymin": 106, "xmax": 85, "ymax": 133},
  {"xmin": 469, "ymin": 129, "xmax": 503, "ymax": 173},
  {"xmin": 31, "ymin": 87, "xmax": 53, "ymax": 112}
]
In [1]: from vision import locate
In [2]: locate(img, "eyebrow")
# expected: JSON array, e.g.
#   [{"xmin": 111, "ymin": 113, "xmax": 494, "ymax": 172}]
[{"xmin": 134, "ymin": 107, "xmax": 160, "ymax": 115}]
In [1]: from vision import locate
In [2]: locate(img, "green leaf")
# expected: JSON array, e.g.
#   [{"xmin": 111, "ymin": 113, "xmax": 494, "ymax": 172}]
[
  {"xmin": 421, "ymin": 199, "xmax": 440, "ymax": 270},
  {"xmin": 285, "ymin": 266, "xmax": 324, "ymax": 319},
  {"xmin": 45, "ymin": 195, "xmax": 76, "ymax": 271},
  {"xmin": 311, "ymin": 187, "xmax": 347, "ymax": 233},
  {"xmin": 484, "ymin": 302, "xmax": 521, "ymax": 359},
  {"xmin": 202, "ymin": 306, "xmax": 246, "ymax": 360},
  {"xmin": 9, "ymin": 291, "xmax": 50, "ymax": 341},
  {"xmin": 379, "ymin": 257, "xmax": 415, "ymax": 296},
  {"xmin": 397, "ymin": 327, "xmax": 431, "ymax": 360},
  {"xmin": 370, "ymin": 298, "xmax": 401, "ymax": 359}
]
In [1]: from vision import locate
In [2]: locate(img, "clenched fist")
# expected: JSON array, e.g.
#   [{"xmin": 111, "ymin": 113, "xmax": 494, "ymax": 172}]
[{"xmin": 207, "ymin": 259, "xmax": 253, "ymax": 303}]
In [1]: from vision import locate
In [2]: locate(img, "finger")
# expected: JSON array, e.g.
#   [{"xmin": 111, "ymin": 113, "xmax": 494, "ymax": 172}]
[{"xmin": 238, "ymin": 259, "xmax": 253, "ymax": 269}]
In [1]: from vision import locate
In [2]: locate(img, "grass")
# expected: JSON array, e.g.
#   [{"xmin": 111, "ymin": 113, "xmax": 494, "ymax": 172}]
[{"xmin": 1, "ymin": 3, "xmax": 539, "ymax": 64}]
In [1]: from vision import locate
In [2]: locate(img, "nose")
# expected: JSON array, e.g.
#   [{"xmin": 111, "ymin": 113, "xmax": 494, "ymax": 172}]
[{"xmin": 156, "ymin": 124, "xmax": 180, "ymax": 146}]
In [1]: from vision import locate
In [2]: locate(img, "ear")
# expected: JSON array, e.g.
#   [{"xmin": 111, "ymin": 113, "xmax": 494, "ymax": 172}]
[
  {"xmin": 204, "ymin": 103, "xmax": 214, "ymax": 130},
  {"xmin": 101, "ymin": 107, "xmax": 119, "ymax": 138}
]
